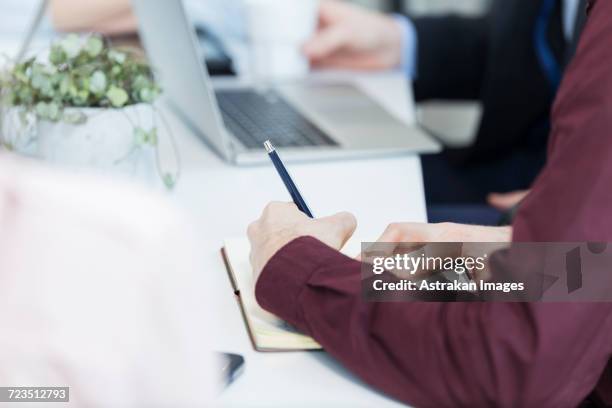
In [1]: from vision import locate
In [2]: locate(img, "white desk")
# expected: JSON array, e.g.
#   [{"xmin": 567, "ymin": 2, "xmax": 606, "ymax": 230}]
[
  {"xmin": 167, "ymin": 72, "xmax": 430, "ymax": 407},
  {"xmin": 0, "ymin": 38, "xmax": 429, "ymax": 406},
  {"xmin": 0, "ymin": 35, "xmax": 428, "ymax": 402}
]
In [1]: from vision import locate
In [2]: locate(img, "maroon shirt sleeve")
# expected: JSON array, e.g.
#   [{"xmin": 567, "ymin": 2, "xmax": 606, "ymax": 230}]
[
  {"xmin": 256, "ymin": 1, "xmax": 612, "ymax": 406},
  {"xmin": 256, "ymin": 237, "xmax": 612, "ymax": 407},
  {"xmin": 513, "ymin": 0, "xmax": 612, "ymax": 242}
]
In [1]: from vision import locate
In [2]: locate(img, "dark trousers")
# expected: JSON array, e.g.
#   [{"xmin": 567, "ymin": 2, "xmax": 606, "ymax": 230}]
[{"xmin": 421, "ymin": 150, "xmax": 545, "ymax": 224}]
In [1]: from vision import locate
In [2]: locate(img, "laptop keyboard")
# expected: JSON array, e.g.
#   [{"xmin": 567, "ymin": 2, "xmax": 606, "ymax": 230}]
[{"xmin": 215, "ymin": 89, "xmax": 338, "ymax": 149}]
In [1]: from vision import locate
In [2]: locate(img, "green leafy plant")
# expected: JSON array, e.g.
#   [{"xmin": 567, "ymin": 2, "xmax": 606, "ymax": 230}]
[{"xmin": 0, "ymin": 34, "xmax": 180, "ymax": 189}]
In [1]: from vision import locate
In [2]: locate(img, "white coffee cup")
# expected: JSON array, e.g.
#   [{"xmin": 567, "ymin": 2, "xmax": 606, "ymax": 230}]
[{"xmin": 244, "ymin": 0, "xmax": 319, "ymax": 80}]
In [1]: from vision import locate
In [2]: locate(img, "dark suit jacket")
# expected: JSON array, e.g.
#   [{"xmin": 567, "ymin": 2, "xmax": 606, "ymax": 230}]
[{"xmin": 412, "ymin": 0, "xmax": 586, "ymax": 167}]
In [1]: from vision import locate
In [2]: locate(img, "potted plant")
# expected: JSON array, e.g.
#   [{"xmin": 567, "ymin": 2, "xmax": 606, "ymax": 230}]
[{"xmin": 0, "ymin": 34, "xmax": 180, "ymax": 189}]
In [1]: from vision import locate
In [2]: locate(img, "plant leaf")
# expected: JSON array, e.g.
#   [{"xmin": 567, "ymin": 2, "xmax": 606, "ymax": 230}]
[
  {"xmin": 106, "ymin": 86, "xmax": 129, "ymax": 108},
  {"xmin": 89, "ymin": 70, "xmax": 107, "ymax": 95},
  {"xmin": 62, "ymin": 110, "xmax": 87, "ymax": 125},
  {"xmin": 148, "ymin": 128, "xmax": 158, "ymax": 146},
  {"xmin": 49, "ymin": 45, "xmax": 66, "ymax": 65},
  {"xmin": 35, "ymin": 101, "xmax": 49, "ymax": 118},
  {"xmin": 47, "ymin": 102, "xmax": 61, "ymax": 121},
  {"xmin": 59, "ymin": 75, "xmax": 71, "ymax": 95},
  {"xmin": 60, "ymin": 34, "xmax": 81, "ymax": 59},
  {"xmin": 139, "ymin": 87, "xmax": 154, "ymax": 103},
  {"xmin": 133, "ymin": 127, "xmax": 148, "ymax": 145},
  {"xmin": 108, "ymin": 50, "xmax": 126, "ymax": 65},
  {"xmin": 163, "ymin": 173, "xmax": 176, "ymax": 189},
  {"xmin": 85, "ymin": 36, "xmax": 104, "ymax": 57},
  {"xmin": 31, "ymin": 72, "xmax": 47, "ymax": 90}
]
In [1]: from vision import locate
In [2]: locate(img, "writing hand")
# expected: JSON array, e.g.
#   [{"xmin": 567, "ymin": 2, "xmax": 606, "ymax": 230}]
[{"xmin": 247, "ymin": 202, "xmax": 357, "ymax": 280}]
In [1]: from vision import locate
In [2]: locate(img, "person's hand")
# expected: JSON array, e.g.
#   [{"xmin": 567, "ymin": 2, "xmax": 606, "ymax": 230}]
[
  {"xmin": 487, "ymin": 190, "xmax": 530, "ymax": 211},
  {"xmin": 361, "ymin": 222, "xmax": 512, "ymax": 258},
  {"xmin": 370, "ymin": 222, "xmax": 512, "ymax": 260},
  {"xmin": 374, "ymin": 222, "xmax": 512, "ymax": 243},
  {"xmin": 247, "ymin": 202, "xmax": 357, "ymax": 280},
  {"xmin": 303, "ymin": 0, "xmax": 403, "ymax": 70},
  {"xmin": 368, "ymin": 222, "xmax": 512, "ymax": 280}
]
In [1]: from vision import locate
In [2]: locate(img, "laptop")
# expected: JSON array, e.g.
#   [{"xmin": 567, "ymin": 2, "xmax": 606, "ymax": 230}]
[{"xmin": 132, "ymin": 0, "xmax": 439, "ymax": 165}]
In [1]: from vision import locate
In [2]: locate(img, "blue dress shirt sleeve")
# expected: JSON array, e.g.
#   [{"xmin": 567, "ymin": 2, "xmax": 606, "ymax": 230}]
[{"xmin": 393, "ymin": 14, "xmax": 419, "ymax": 79}]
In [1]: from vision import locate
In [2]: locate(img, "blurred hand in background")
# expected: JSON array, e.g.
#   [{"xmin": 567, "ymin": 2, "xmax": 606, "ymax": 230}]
[
  {"xmin": 303, "ymin": 0, "xmax": 403, "ymax": 70},
  {"xmin": 50, "ymin": 0, "xmax": 136, "ymax": 35},
  {"xmin": 487, "ymin": 190, "xmax": 530, "ymax": 211}
]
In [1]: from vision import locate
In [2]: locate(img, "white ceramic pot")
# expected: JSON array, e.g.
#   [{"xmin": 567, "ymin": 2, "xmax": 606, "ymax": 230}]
[{"xmin": 35, "ymin": 104, "xmax": 158, "ymax": 185}]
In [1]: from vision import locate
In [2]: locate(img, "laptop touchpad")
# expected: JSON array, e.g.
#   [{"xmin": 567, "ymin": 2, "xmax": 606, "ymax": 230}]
[{"xmin": 279, "ymin": 83, "xmax": 399, "ymax": 128}]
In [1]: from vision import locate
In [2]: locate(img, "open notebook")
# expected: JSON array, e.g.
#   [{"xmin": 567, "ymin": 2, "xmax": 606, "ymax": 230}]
[{"xmin": 221, "ymin": 238, "xmax": 322, "ymax": 352}]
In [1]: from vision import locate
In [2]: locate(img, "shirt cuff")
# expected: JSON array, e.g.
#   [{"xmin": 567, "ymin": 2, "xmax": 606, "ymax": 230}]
[
  {"xmin": 254, "ymin": 236, "xmax": 345, "ymax": 332},
  {"xmin": 393, "ymin": 14, "xmax": 418, "ymax": 79}
]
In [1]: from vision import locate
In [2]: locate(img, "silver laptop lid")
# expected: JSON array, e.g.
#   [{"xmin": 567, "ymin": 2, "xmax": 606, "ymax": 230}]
[{"xmin": 131, "ymin": 0, "xmax": 233, "ymax": 159}]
